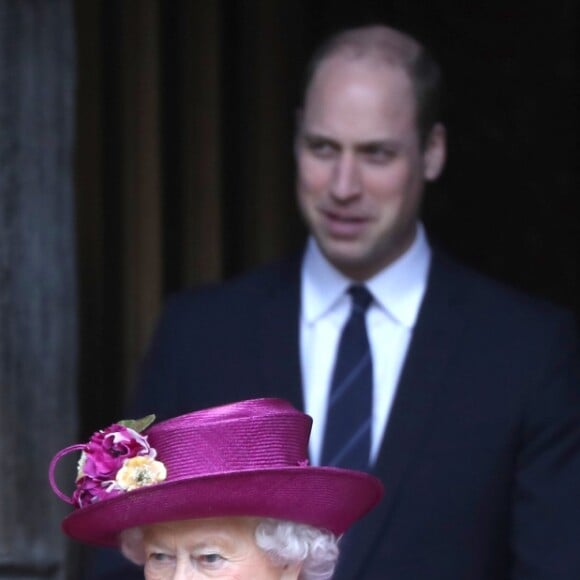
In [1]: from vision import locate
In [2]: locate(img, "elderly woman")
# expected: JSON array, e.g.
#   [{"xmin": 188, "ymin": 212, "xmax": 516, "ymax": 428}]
[{"xmin": 49, "ymin": 398, "xmax": 383, "ymax": 579}]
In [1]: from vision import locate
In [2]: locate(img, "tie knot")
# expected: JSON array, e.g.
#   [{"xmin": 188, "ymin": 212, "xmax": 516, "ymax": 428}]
[{"xmin": 348, "ymin": 285, "xmax": 373, "ymax": 313}]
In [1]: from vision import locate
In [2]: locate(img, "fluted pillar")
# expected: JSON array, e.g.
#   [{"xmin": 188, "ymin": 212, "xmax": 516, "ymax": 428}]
[{"xmin": 0, "ymin": 1, "xmax": 77, "ymax": 578}]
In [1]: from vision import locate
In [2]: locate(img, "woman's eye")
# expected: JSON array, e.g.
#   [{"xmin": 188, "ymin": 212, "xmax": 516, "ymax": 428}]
[
  {"xmin": 145, "ymin": 552, "xmax": 175, "ymax": 573},
  {"xmin": 197, "ymin": 553, "xmax": 226, "ymax": 568}
]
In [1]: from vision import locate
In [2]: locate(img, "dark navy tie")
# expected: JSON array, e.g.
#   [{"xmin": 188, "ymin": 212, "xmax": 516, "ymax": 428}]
[{"xmin": 321, "ymin": 285, "xmax": 373, "ymax": 471}]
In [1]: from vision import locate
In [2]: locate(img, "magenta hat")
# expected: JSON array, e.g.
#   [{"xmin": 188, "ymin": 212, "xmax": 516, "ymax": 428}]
[{"xmin": 49, "ymin": 398, "xmax": 383, "ymax": 547}]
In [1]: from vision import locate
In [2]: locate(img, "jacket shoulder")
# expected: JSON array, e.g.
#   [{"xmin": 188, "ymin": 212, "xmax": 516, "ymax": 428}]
[
  {"xmin": 428, "ymin": 251, "xmax": 578, "ymax": 347},
  {"xmin": 160, "ymin": 254, "xmax": 302, "ymax": 322}
]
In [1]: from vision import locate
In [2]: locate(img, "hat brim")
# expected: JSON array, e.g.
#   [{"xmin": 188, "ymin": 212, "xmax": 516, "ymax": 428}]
[{"xmin": 62, "ymin": 466, "xmax": 383, "ymax": 546}]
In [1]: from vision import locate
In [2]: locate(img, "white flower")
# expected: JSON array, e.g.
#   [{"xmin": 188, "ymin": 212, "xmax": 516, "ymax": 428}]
[
  {"xmin": 76, "ymin": 451, "xmax": 87, "ymax": 481},
  {"xmin": 115, "ymin": 456, "xmax": 167, "ymax": 491}
]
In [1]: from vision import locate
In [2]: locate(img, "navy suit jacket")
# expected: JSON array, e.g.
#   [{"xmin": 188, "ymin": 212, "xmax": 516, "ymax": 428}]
[{"xmin": 88, "ymin": 250, "xmax": 580, "ymax": 579}]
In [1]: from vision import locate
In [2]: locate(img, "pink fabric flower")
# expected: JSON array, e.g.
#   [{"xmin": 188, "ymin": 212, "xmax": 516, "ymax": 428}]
[
  {"xmin": 81, "ymin": 425, "xmax": 153, "ymax": 479},
  {"xmin": 73, "ymin": 476, "xmax": 120, "ymax": 507},
  {"xmin": 73, "ymin": 424, "xmax": 159, "ymax": 508}
]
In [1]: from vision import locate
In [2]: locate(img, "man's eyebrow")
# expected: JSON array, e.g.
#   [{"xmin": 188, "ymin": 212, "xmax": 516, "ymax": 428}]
[
  {"xmin": 301, "ymin": 132, "xmax": 335, "ymax": 142},
  {"xmin": 356, "ymin": 139, "xmax": 400, "ymax": 150},
  {"xmin": 300, "ymin": 133, "xmax": 342, "ymax": 149},
  {"xmin": 300, "ymin": 133, "xmax": 401, "ymax": 151}
]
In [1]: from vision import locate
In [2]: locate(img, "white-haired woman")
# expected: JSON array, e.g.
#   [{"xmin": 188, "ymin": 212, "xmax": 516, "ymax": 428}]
[{"xmin": 50, "ymin": 398, "xmax": 383, "ymax": 579}]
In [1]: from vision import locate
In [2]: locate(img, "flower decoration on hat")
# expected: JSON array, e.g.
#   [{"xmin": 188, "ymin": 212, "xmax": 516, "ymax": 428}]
[{"xmin": 73, "ymin": 415, "xmax": 166, "ymax": 507}]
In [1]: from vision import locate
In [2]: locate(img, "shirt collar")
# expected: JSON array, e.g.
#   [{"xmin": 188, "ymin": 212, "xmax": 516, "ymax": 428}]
[{"xmin": 302, "ymin": 224, "xmax": 431, "ymax": 328}]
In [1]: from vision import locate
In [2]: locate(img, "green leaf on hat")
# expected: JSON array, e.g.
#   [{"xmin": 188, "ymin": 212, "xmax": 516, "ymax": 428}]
[{"xmin": 118, "ymin": 414, "xmax": 156, "ymax": 433}]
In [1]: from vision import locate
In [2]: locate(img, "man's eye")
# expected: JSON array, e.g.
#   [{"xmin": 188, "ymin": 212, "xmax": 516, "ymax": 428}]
[
  {"xmin": 363, "ymin": 147, "xmax": 395, "ymax": 163},
  {"xmin": 305, "ymin": 139, "xmax": 337, "ymax": 158}
]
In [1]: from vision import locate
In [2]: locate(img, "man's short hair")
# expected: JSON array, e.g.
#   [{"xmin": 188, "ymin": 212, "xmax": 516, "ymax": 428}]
[{"xmin": 302, "ymin": 24, "xmax": 443, "ymax": 146}]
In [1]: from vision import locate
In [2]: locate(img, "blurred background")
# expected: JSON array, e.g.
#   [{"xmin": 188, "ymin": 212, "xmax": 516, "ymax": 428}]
[{"xmin": 0, "ymin": 1, "xmax": 577, "ymax": 578}]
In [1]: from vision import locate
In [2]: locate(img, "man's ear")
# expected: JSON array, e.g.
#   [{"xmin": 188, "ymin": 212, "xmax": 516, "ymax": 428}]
[{"xmin": 423, "ymin": 123, "xmax": 446, "ymax": 181}]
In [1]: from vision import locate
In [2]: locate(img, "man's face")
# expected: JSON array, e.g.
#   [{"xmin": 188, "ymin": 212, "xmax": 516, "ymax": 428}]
[{"xmin": 296, "ymin": 54, "xmax": 445, "ymax": 280}]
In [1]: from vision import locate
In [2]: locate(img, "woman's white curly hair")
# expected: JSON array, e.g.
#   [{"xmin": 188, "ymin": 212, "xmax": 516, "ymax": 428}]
[
  {"xmin": 255, "ymin": 518, "xmax": 340, "ymax": 580},
  {"xmin": 120, "ymin": 517, "xmax": 340, "ymax": 580}
]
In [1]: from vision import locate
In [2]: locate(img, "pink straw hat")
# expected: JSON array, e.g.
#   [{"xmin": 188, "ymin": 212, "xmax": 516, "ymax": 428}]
[{"xmin": 49, "ymin": 398, "xmax": 383, "ymax": 547}]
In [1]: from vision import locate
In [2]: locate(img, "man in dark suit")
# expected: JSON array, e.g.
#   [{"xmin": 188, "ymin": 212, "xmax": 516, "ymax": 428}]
[{"xmin": 87, "ymin": 24, "xmax": 580, "ymax": 579}]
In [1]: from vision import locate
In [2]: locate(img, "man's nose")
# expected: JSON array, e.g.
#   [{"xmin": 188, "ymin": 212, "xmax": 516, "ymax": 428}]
[{"xmin": 330, "ymin": 153, "xmax": 362, "ymax": 200}]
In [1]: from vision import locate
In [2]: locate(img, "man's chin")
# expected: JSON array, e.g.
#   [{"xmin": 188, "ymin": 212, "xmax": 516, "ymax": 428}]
[{"xmin": 319, "ymin": 243, "xmax": 375, "ymax": 280}]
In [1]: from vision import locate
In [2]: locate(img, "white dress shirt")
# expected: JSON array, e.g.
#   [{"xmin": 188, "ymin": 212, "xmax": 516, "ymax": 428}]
[{"xmin": 300, "ymin": 225, "xmax": 431, "ymax": 465}]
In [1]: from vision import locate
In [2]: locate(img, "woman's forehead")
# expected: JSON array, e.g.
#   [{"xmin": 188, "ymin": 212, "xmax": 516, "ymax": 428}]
[{"xmin": 142, "ymin": 516, "xmax": 259, "ymax": 541}]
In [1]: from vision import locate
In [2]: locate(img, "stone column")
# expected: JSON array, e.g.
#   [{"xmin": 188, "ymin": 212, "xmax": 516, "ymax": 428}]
[{"xmin": 0, "ymin": 1, "xmax": 77, "ymax": 578}]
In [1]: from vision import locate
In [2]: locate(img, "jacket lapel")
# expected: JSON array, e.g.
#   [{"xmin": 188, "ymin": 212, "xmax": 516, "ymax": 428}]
[{"xmin": 335, "ymin": 252, "xmax": 470, "ymax": 579}]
